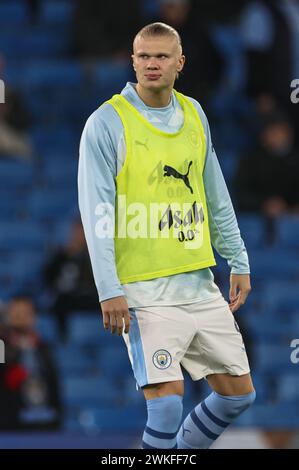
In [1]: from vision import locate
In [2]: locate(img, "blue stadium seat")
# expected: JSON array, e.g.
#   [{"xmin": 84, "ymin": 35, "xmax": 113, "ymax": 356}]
[
  {"xmin": 212, "ymin": 252, "xmax": 229, "ymax": 276},
  {"xmin": 0, "ymin": 1, "xmax": 29, "ymax": 25},
  {"xmin": 28, "ymin": 188, "xmax": 77, "ymax": 222},
  {"xmin": 0, "ymin": 29, "xmax": 71, "ymax": 59},
  {"xmin": 40, "ymin": 0, "xmax": 75, "ymax": 25},
  {"xmin": 97, "ymin": 345, "xmax": 131, "ymax": 378},
  {"xmin": 237, "ymin": 214, "xmax": 266, "ymax": 249},
  {"xmin": 249, "ymin": 372, "xmax": 270, "ymax": 403},
  {"xmin": 210, "ymin": 25, "xmax": 245, "ymax": 92},
  {"xmin": 254, "ymin": 343, "xmax": 294, "ymax": 373},
  {"xmin": 25, "ymin": 89, "xmax": 84, "ymax": 124},
  {"xmin": 263, "ymin": 281, "xmax": 299, "ymax": 314},
  {"xmin": 42, "ymin": 159, "xmax": 77, "ymax": 186},
  {"xmin": 0, "ymin": 260, "xmax": 20, "ymax": 281},
  {"xmin": 276, "ymin": 216, "xmax": 299, "ymax": 249},
  {"xmin": 67, "ymin": 313, "xmax": 102, "ymax": 346},
  {"xmin": 4, "ymin": 60, "xmax": 24, "ymax": 88},
  {"xmin": 218, "ymin": 151, "xmax": 238, "ymax": 183},
  {"xmin": 93, "ymin": 61, "xmax": 131, "ymax": 99},
  {"xmin": 0, "ymin": 194, "xmax": 25, "ymax": 220},
  {"xmin": 62, "ymin": 375, "xmax": 120, "ymax": 407},
  {"xmin": 142, "ymin": 0, "xmax": 159, "ymax": 18},
  {"xmin": 0, "ymin": 222, "xmax": 46, "ymax": 250},
  {"xmin": 37, "ymin": 314, "xmax": 59, "ymax": 343},
  {"xmin": 8, "ymin": 250, "xmax": 45, "ymax": 282},
  {"xmin": 53, "ymin": 344, "xmax": 98, "ymax": 375},
  {"xmin": 30, "ymin": 125, "xmax": 77, "ymax": 155},
  {"xmin": 74, "ymin": 406, "xmax": 146, "ymax": 432},
  {"xmin": 247, "ymin": 313, "xmax": 295, "ymax": 343},
  {"xmin": 249, "ymin": 248, "xmax": 299, "ymax": 281},
  {"xmin": 0, "ymin": 160, "xmax": 34, "ymax": 189},
  {"xmin": 67, "ymin": 313, "xmax": 131, "ymax": 351},
  {"xmin": 121, "ymin": 377, "xmax": 145, "ymax": 406},
  {"xmin": 277, "ymin": 374, "xmax": 299, "ymax": 402},
  {"xmin": 0, "ymin": 256, "xmax": 43, "ymax": 299},
  {"xmin": 23, "ymin": 60, "xmax": 84, "ymax": 89},
  {"xmin": 236, "ymin": 403, "xmax": 299, "ymax": 428},
  {"xmin": 47, "ymin": 220, "xmax": 73, "ymax": 246}
]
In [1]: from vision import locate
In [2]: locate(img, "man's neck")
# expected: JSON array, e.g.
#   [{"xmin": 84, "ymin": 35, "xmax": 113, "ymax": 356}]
[{"xmin": 135, "ymin": 83, "xmax": 172, "ymax": 108}]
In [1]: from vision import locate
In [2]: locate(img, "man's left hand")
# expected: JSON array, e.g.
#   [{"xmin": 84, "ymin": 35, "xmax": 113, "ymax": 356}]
[{"xmin": 229, "ymin": 274, "xmax": 251, "ymax": 314}]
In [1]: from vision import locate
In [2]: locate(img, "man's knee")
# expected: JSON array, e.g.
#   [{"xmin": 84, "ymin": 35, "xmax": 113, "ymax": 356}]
[
  {"xmin": 239, "ymin": 389, "xmax": 256, "ymax": 412},
  {"xmin": 216, "ymin": 389, "xmax": 256, "ymax": 420},
  {"xmin": 143, "ymin": 380, "xmax": 184, "ymax": 400},
  {"xmin": 145, "ymin": 394, "xmax": 183, "ymax": 432},
  {"xmin": 207, "ymin": 373, "xmax": 255, "ymax": 396},
  {"xmin": 143, "ymin": 381, "xmax": 184, "ymax": 433}
]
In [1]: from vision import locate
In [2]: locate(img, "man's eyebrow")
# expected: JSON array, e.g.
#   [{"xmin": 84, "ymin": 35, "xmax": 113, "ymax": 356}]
[{"xmin": 136, "ymin": 52, "xmax": 170, "ymax": 56}]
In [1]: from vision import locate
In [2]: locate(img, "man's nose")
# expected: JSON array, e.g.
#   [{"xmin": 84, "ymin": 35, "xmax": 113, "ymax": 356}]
[{"xmin": 146, "ymin": 58, "xmax": 159, "ymax": 69}]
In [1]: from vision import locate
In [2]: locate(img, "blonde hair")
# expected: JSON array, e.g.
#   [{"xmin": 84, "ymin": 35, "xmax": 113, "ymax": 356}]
[{"xmin": 133, "ymin": 22, "xmax": 182, "ymax": 49}]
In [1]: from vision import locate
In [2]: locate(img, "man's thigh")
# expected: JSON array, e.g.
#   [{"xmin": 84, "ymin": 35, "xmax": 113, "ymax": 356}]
[
  {"xmin": 143, "ymin": 380, "xmax": 184, "ymax": 400},
  {"xmin": 207, "ymin": 372, "xmax": 254, "ymax": 396},
  {"xmin": 181, "ymin": 296, "xmax": 251, "ymax": 380},
  {"xmin": 123, "ymin": 305, "xmax": 194, "ymax": 388}
]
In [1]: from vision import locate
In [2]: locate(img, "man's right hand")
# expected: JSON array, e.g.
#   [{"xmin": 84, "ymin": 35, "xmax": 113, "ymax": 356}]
[{"xmin": 100, "ymin": 296, "xmax": 131, "ymax": 336}]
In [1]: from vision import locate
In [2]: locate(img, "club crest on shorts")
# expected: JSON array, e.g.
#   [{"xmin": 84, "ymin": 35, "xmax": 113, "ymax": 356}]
[{"xmin": 152, "ymin": 349, "xmax": 172, "ymax": 369}]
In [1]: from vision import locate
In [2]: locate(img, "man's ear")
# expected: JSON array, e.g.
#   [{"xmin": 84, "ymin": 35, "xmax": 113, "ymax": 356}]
[
  {"xmin": 131, "ymin": 54, "xmax": 136, "ymax": 70},
  {"xmin": 178, "ymin": 55, "xmax": 186, "ymax": 73}
]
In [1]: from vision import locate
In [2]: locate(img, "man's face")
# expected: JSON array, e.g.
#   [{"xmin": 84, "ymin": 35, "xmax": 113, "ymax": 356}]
[
  {"xmin": 262, "ymin": 123, "xmax": 293, "ymax": 154},
  {"xmin": 7, "ymin": 300, "xmax": 36, "ymax": 332},
  {"xmin": 132, "ymin": 35, "xmax": 185, "ymax": 92}
]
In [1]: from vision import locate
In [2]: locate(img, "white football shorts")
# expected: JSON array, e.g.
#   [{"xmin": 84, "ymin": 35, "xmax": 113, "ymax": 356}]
[{"xmin": 123, "ymin": 295, "xmax": 250, "ymax": 387}]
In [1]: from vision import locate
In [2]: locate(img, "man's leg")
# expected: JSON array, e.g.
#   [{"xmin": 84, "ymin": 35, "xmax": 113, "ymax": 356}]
[
  {"xmin": 141, "ymin": 380, "xmax": 184, "ymax": 449},
  {"xmin": 206, "ymin": 371, "xmax": 254, "ymax": 395},
  {"xmin": 177, "ymin": 373, "xmax": 256, "ymax": 449}
]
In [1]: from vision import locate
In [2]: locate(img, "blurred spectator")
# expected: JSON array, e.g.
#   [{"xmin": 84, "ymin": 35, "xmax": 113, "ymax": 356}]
[
  {"xmin": 255, "ymin": 93, "xmax": 277, "ymax": 118},
  {"xmin": 234, "ymin": 112, "xmax": 299, "ymax": 216},
  {"xmin": 0, "ymin": 88, "xmax": 33, "ymax": 161},
  {"xmin": 192, "ymin": 0, "xmax": 249, "ymax": 24},
  {"xmin": 27, "ymin": 0, "xmax": 41, "ymax": 24},
  {"xmin": 245, "ymin": 93, "xmax": 283, "ymax": 152},
  {"xmin": 0, "ymin": 54, "xmax": 33, "ymax": 160},
  {"xmin": 151, "ymin": 0, "xmax": 224, "ymax": 105},
  {"xmin": 241, "ymin": 0, "xmax": 299, "ymax": 139},
  {"xmin": 72, "ymin": 0, "xmax": 142, "ymax": 59},
  {"xmin": 0, "ymin": 296, "xmax": 62, "ymax": 430},
  {"xmin": 43, "ymin": 220, "xmax": 99, "ymax": 338}
]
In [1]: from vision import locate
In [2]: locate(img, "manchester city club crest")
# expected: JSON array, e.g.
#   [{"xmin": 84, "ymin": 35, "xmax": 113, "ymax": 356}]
[
  {"xmin": 152, "ymin": 349, "xmax": 172, "ymax": 369},
  {"xmin": 189, "ymin": 129, "xmax": 200, "ymax": 148}
]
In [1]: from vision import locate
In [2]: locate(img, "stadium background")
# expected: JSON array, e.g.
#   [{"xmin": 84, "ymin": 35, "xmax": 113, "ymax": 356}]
[{"xmin": 0, "ymin": 0, "xmax": 299, "ymax": 449}]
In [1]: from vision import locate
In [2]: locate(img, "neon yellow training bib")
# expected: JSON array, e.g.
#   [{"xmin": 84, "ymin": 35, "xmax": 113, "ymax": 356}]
[{"xmin": 107, "ymin": 90, "xmax": 216, "ymax": 284}]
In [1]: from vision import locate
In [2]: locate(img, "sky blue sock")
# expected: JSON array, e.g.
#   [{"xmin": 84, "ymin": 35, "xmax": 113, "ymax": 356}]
[
  {"xmin": 177, "ymin": 390, "xmax": 256, "ymax": 449},
  {"xmin": 142, "ymin": 394, "xmax": 183, "ymax": 449}
]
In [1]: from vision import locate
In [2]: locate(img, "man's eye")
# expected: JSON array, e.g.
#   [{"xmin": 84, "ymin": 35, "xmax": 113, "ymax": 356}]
[{"xmin": 141, "ymin": 55, "xmax": 148, "ymax": 59}]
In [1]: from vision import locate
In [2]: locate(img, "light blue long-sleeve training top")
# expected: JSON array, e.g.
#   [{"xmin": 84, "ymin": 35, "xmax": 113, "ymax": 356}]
[{"xmin": 78, "ymin": 82, "xmax": 249, "ymax": 308}]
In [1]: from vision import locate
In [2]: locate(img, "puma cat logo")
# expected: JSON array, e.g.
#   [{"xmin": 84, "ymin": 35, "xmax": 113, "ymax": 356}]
[
  {"xmin": 135, "ymin": 139, "xmax": 149, "ymax": 151},
  {"xmin": 182, "ymin": 424, "xmax": 191, "ymax": 438},
  {"xmin": 163, "ymin": 161, "xmax": 193, "ymax": 194}
]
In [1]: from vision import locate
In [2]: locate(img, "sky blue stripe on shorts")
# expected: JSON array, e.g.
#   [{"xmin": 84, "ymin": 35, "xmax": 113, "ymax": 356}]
[{"xmin": 128, "ymin": 308, "xmax": 147, "ymax": 387}]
